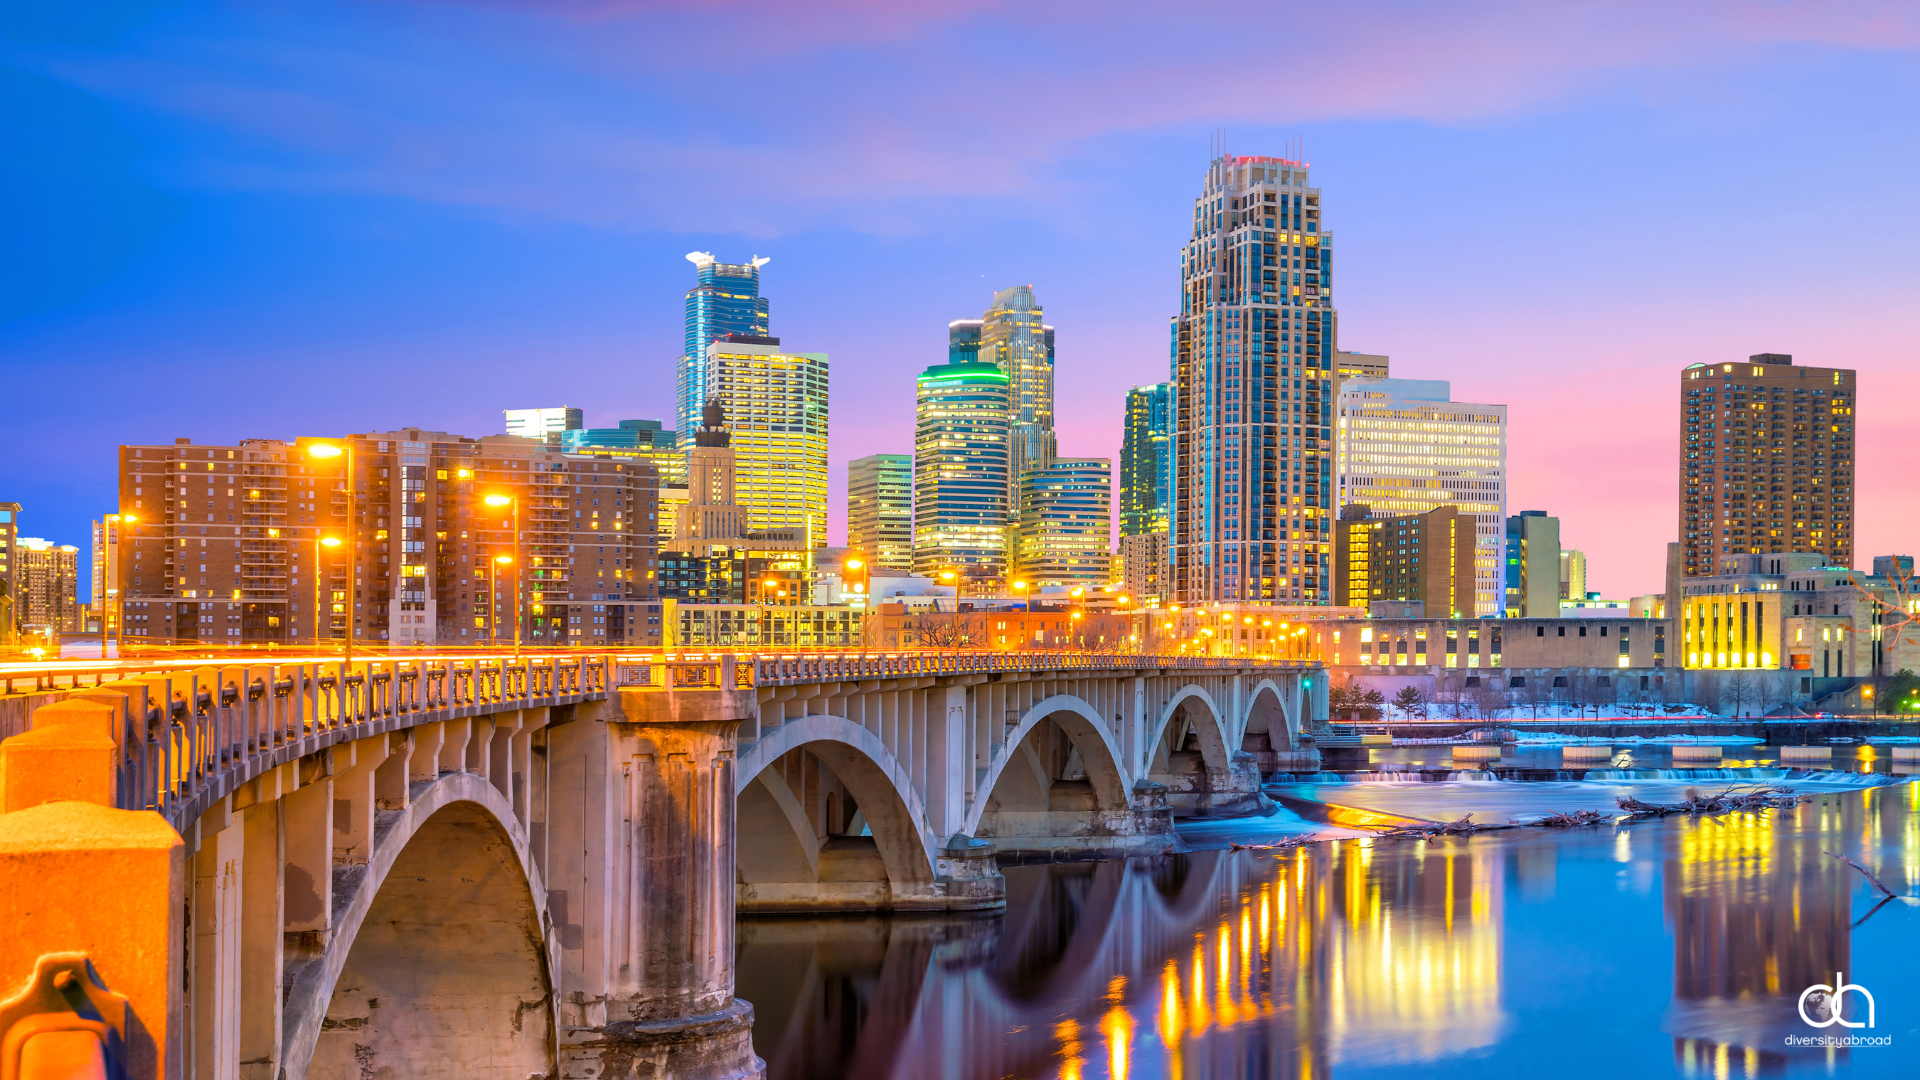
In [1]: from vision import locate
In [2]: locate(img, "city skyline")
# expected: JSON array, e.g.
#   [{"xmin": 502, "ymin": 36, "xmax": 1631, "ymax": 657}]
[{"xmin": 6, "ymin": 4, "xmax": 1919, "ymax": 602}]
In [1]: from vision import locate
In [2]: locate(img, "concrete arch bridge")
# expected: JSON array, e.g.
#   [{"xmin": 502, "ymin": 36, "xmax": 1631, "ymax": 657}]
[{"xmin": 0, "ymin": 649, "xmax": 1325, "ymax": 1079}]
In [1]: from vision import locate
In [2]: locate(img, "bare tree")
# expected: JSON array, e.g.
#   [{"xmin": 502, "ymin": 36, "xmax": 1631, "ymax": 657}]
[
  {"xmin": 1520, "ymin": 676, "xmax": 1551, "ymax": 720},
  {"xmin": 1757, "ymin": 673, "xmax": 1790, "ymax": 718},
  {"xmin": 1852, "ymin": 561, "xmax": 1920, "ymax": 679},
  {"xmin": 1723, "ymin": 671, "xmax": 1756, "ymax": 717}
]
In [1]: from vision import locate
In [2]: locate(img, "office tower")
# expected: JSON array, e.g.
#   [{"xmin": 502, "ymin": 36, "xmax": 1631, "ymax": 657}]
[
  {"xmin": 659, "ymin": 402, "xmax": 807, "ymax": 604},
  {"xmin": 563, "ymin": 418, "xmax": 686, "ymax": 489},
  {"xmin": 1503, "ymin": 511, "xmax": 1561, "ymax": 617},
  {"xmin": 678, "ymin": 252, "xmax": 771, "ymax": 441},
  {"xmin": 1679, "ymin": 354, "xmax": 1856, "ymax": 578},
  {"xmin": 1120, "ymin": 383, "xmax": 1175, "ymax": 538},
  {"xmin": 948, "ymin": 319, "xmax": 983, "ymax": 364},
  {"xmin": 91, "ymin": 515, "xmax": 128, "ymax": 635},
  {"xmin": 503, "ymin": 407, "xmax": 582, "ymax": 446},
  {"xmin": 847, "ymin": 453, "xmax": 913, "ymax": 573},
  {"xmin": 1171, "ymin": 153, "xmax": 1338, "ymax": 605},
  {"xmin": 976, "ymin": 286, "xmax": 1057, "ymax": 485},
  {"xmin": 116, "ymin": 433, "xmax": 662, "ymax": 649},
  {"xmin": 912, "ymin": 362, "xmax": 1011, "ymax": 583},
  {"xmin": 1334, "ymin": 504, "xmax": 1475, "ymax": 616},
  {"xmin": 1335, "ymin": 378, "xmax": 1507, "ymax": 615},
  {"xmin": 0, "ymin": 502, "xmax": 18, "ymax": 643},
  {"xmin": 1013, "ymin": 458, "xmax": 1112, "ymax": 588},
  {"xmin": 1333, "ymin": 351, "xmax": 1390, "ymax": 381},
  {"xmin": 1559, "ymin": 548, "xmax": 1587, "ymax": 605},
  {"xmin": 702, "ymin": 338, "xmax": 828, "ymax": 546},
  {"xmin": 16, "ymin": 537, "xmax": 80, "ymax": 634}
]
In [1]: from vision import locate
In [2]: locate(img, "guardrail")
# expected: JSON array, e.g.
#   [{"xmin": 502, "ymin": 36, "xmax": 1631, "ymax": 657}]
[{"xmin": 4, "ymin": 649, "xmax": 1321, "ymax": 830}]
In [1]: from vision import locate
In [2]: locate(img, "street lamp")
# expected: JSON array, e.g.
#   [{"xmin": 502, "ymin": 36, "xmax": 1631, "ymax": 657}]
[
  {"xmin": 489, "ymin": 555, "xmax": 512, "ymax": 648},
  {"xmin": 485, "ymin": 494, "xmax": 520, "ymax": 657},
  {"xmin": 113, "ymin": 514, "xmax": 137, "ymax": 660},
  {"xmin": 316, "ymin": 535, "xmax": 341, "ymax": 649},
  {"xmin": 306, "ymin": 442, "xmax": 356, "ymax": 665}
]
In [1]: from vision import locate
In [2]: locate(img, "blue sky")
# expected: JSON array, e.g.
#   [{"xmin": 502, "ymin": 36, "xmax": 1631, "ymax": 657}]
[{"xmin": 4, "ymin": 1, "xmax": 1918, "ymax": 599}]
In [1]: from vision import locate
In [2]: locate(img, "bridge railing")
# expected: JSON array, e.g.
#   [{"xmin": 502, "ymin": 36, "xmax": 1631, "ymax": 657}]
[{"xmin": 0, "ymin": 653, "xmax": 608, "ymax": 830}]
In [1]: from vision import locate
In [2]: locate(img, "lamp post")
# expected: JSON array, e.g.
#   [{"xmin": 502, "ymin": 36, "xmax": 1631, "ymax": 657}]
[
  {"xmin": 315, "ymin": 535, "xmax": 341, "ymax": 649},
  {"xmin": 489, "ymin": 555, "xmax": 512, "ymax": 649},
  {"xmin": 306, "ymin": 442, "xmax": 356, "ymax": 665},
  {"xmin": 113, "ymin": 514, "xmax": 137, "ymax": 660},
  {"xmin": 939, "ymin": 570, "xmax": 958, "ymax": 654},
  {"xmin": 485, "ymin": 494, "xmax": 520, "ymax": 657}
]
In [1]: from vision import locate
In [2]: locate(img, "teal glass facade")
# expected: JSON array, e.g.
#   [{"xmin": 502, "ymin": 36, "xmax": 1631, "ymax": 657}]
[{"xmin": 677, "ymin": 254, "xmax": 771, "ymax": 442}]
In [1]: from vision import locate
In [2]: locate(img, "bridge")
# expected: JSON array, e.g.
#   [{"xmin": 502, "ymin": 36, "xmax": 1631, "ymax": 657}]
[{"xmin": 0, "ymin": 649, "xmax": 1325, "ymax": 1079}]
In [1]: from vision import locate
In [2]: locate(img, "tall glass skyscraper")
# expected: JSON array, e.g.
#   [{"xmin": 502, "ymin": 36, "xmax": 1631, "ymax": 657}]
[
  {"xmin": 677, "ymin": 252, "xmax": 771, "ymax": 442},
  {"xmin": 912, "ymin": 362, "xmax": 1011, "ymax": 582},
  {"xmin": 978, "ymin": 286, "xmax": 1056, "ymax": 484},
  {"xmin": 1172, "ymin": 154, "xmax": 1338, "ymax": 605},
  {"xmin": 1120, "ymin": 382, "xmax": 1175, "ymax": 537}
]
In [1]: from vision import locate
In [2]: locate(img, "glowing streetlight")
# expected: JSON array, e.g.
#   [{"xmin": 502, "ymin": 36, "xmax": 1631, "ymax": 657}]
[
  {"xmin": 485, "ymin": 494, "xmax": 521, "ymax": 656},
  {"xmin": 307, "ymin": 442, "xmax": 356, "ymax": 664}
]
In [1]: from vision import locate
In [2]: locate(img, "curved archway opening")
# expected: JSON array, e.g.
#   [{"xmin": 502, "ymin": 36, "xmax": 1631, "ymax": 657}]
[
  {"xmin": 973, "ymin": 709, "xmax": 1138, "ymax": 857},
  {"xmin": 736, "ymin": 740, "xmax": 939, "ymax": 913},
  {"xmin": 308, "ymin": 802, "xmax": 551, "ymax": 1080},
  {"xmin": 1149, "ymin": 690, "xmax": 1270, "ymax": 818},
  {"xmin": 1242, "ymin": 683, "xmax": 1298, "ymax": 773}
]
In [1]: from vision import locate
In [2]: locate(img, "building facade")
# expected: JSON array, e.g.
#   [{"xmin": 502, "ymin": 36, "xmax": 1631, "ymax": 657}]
[
  {"xmin": 503, "ymin": 407, "xmax": 582, "ymax": 446},
  {"xmin": 1013, "ymin": 458, "xmax": 1112, "ymax": 588},
  {"xmin": 1559, "ymin": 548, "xmax": 1588, "ymax": 606},
  {"xmin": 0, "ymin": 502, "xmax": 18, "ymax": 644},
  {"xmin": 1334, "ymin": 504, "xmax": 1476, "ymax": 617},
  {"xmin": 17, "ymin": 537, "xmax": 80, "ymax": 634},
  {"xmin": 974, "ymin": 285, "xmax": 1057, "ymax": 487},
  {"xmin": 1336, "ymin": 378, "xmax": 1507, "ymax": 615},
  {"xmin": 678, "ymin": 252, "xmax": 772, "ymax": 442},
  {"xmin": 702, "ymin": 338, "xmax": 828, "ymax": 547},
  {"xmin": 115, "ymin": 432, "xmax": 663, "ymax": 650},
  {"xmin": 561, "ymin": 419, "xmax": 686, "ymax": 487},
  {"xmin": 1120, "ymin": 382, "xmax": 1175, "ymax": 538},
  {"xmin": 912, "ymin": 362, "xmax": 1012, "ymax": 584},
  {"xmin": 1172, "ymin": 153, "xmax": 1337, "ymax": 606},
  {"xmin": 91, "ymin": 515, "xmax": 128, "ymax": 636},
  {"xmin": 847, "ymin": 453, "xmax": 913, "ymax": 573},
  {"xmin": 1504, "ymin": 511, "xmax": 1561, "ymax": 618},
  {"xmin": 1679, "ymin": 354, "xmax": 1856, "ymax": 580}
]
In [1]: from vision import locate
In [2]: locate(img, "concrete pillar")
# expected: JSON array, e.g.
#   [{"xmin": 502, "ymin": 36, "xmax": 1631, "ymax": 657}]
[
  {"xmin": 330, "ymin": 735, "xmax": 388, "ymax": 865},
  {"xmin": 191, "ymin": 802, "xmax": 243, "ymax": 1080},
  {"xmin": 282, "ymin": 762, "xmax": 333, "ymax": 936},
  {"xmin": 236, "ymin": 799, "xmax": 282, "ymax": 1080},
  {"xmin": 557, "ymin": 686, "xmax": 764, "ymax": 1080},
  {"xmin": 923, "ymin": 684, "xmax": 969, "ymax": 840}
]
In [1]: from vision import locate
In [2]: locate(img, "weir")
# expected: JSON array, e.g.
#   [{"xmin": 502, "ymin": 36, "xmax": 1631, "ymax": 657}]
[{"xmin": 0, "ymin": 649, "xmax": 1326, "ymax": 1079}]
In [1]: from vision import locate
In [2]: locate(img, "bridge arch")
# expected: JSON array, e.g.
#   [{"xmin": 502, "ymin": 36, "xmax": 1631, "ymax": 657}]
[
  {"xmin": 965, "ymin": 694, "xmax": 1131, "ymax": 838},
  {"xmin": 735, "ymin": 715, "xmax": 940, "ymax": 911},
  {"xmin": 1149, "ymin": 684, "xmax": 1233, "ymax": 776},
  {"xmin": 286, "ymin": 771, "xmax": 556, "ymax": 1080},
  {"xmin": 1245, "ymin": 678, "xmax": 1300, "ymax": 751}
]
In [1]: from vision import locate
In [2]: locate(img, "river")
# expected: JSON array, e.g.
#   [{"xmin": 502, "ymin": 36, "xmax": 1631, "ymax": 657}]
[{"xmin": 737, "ymin": 781, "xmax": 1917, "ymax": 1078}]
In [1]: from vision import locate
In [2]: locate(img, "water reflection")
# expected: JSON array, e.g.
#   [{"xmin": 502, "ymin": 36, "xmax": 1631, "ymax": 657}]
[{"xmin": 738, "ymin": 786, "xmax": 1917, "ymax": 1079}]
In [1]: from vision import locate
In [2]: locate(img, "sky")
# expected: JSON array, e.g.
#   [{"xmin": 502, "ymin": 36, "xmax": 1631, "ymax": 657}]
[{"xmin": 4, "ymin": 0, "xmax": 1918, "ymax": 601}]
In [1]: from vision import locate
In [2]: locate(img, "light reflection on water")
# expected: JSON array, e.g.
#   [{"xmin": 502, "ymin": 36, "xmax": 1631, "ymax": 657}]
[{"xmin": 736, "ymin": 784, "xmax": 1919, "ymax": 1079}]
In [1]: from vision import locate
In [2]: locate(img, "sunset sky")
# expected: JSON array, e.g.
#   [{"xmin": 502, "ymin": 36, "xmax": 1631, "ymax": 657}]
[{"xmin": 5, "ymin": 1, "xmax": 1918, "ymax": 599}]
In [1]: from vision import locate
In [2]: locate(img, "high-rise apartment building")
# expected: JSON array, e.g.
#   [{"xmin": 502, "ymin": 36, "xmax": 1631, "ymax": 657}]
[
  {"xmin": 975, "ymin": 286, "xmax": 1057, "ymax": 485},
  {"xmin": 503, "ymin": 407, "xmax": 582, "ymax": 446},
  {"xmin": 1334, "ymin": 504, "xmax": 1475, "ymax": 617},
  {"xmin": 1559, "ymin": 548, "xmax": 1587, "ymax": 605},
  {"xmin": 912, "ymin": 362, "xmax": 1011, "ymax": 583},
  {"xmin": 1679, "ymin": 354, "xmax": 1856, "ymax": 578},
  {"xmin": 17, "ymin": 537, "xmax": 80, "ymax": 634},
  {"xmin": 91, "ymin": 515, "xmax": 128, "ymax": 635},
  {"xmin": 1171, "ymin": 154, "xmax": 1337, "ymax": 605},
  {"xmin": 1503, "ymin": 511, "xmax": 1561, "ymax": 618},
  {"xmin": 561, "ymin": 419, "xmax": 686, "ymax": 486},
  {"xmin": 0, "ymin": 502, "xmax": 18, "ymax": 644},
  {"xmin": 115, "ymin": 433, "xmax": 663, "ymax": 649},
  {"xmin": 1335, "ymin": 378, "xmax": 1507, "ymax": 614},
  {"xmin": 678, "ymin": 252, "xmax": 771, "ymax": 441},
  {"xmin": 847, "ymin": 454, "xmax": 912, "ymax": 573},
  {"xmin": 702, "ymin": 338, "xmax": 828, "ymax": 547},
  {"xmin": 1013, "ymin": 458, "xmax": 1112, "ymax": 588}
]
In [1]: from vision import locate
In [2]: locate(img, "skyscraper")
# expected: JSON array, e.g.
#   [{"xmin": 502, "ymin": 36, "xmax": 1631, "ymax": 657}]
[
  {"xmin": 1334, "ymin": 504, "xmax": 1475, "ymax": 616},
  {"xmin": 702, "ymin": 337, "xmax": 828, "ymax": 546},
  {"xmin": 91, "ymin": 514, "xmax": 128, "ymax": 636},
  {"xmin": 1014, "ymin": 458, "xmax": 1112, "ymax": 588},
  {"xmin": 847, "ymin": 454, "xmax": 913, "ymax": 573},
  {"xmin": 1172, "ymin": 153, "xmax": 1337, "ymax": 605},
  {"xmin": 1120, "ymin": 382, "xmax": 1174, "ymax": 606},
  {"xmin": 0, "ymin": 502, "xmax": 18, "ymax": 644},
  {"xmin": 977, "ymin": 286, "xmax": 1056, "ymax": 486},
  {"xmin": 16, "ymin": 537, "xmax": 80, "ymax": 634},
  {"xmin": 1678, "ymin": 354, "xmax": 1856, "ymax": 578},
  {"xmin": 912, "ymin": 362, "xmax": 1011, "ymax": 583},
  {"xmin": 1335, "ymin": 378, "xmax": 1507, "ymax": 615},
  {"xmin": 947, "ymin": 319, "xmax": 983, "ymax": 364},
  {"xmin": 561, "ymin": 419, "xmax": 686, "ymax": 487},
  {"xmin": 678, "ymin": 252, "xmax": 771, "ymax": 442}
]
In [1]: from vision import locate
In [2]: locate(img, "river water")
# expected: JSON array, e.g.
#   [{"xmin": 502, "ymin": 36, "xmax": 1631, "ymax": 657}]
[{"xmin": 736, "ymin": 781, "xmax": 1918, "ymax": 1078}]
